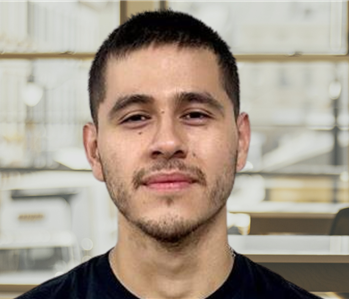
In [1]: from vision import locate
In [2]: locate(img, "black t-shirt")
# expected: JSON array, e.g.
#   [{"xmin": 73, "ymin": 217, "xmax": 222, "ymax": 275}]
[{"xmin": 16, "ymin": 251, "xmax": 321, "ymax": 299}]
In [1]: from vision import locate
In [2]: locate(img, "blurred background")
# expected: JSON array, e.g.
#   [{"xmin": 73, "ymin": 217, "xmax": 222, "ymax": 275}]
[{"xmin": 0, "ymin": 1, "xmax": 348, "ymax": 298}]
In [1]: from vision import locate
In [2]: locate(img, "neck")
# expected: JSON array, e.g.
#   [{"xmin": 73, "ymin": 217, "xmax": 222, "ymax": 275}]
[{"xmin": 109, "ymin": 208, "xmax": 233, "ymax": 299}]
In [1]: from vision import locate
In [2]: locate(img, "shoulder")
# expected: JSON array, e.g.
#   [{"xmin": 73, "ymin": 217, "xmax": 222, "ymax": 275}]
[
  {"xmin": 233, "ymin": 253, "xmax": 321, "ymax": 299},
  {"xmin": 16, "ymin": 252, "xmax": 109, "ymax": 299}
]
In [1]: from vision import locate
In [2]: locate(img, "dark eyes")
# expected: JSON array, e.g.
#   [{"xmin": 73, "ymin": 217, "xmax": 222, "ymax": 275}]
[
  {"xmin": 122, "ymin": 114, "xmax": 150, "ymax": 123},
  {"xmin": 119, "ymin": 114, "xmax": 150, "ymax": 128},
  {"xmin": 182, "ymin": 111, "xmax": 210, "ymax": 120},
  {"xmin": 120, "ymin": 111, "xmax": 211, "ymax": 128}
]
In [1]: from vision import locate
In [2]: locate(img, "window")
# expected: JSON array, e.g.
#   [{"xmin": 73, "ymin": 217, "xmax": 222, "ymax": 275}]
[
  {"xmin": 168, "ymin": 1, "xmax": 349, "ymax": 204},
  {"xmin": 0, "ymin": 1, "xmax": 119, "ymax": 169}
]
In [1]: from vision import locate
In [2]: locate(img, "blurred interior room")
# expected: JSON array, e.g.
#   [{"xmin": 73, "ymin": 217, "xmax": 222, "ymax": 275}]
[{"xmin": 0, "ymin": 1, "xmax": 348, "ymax": 298}]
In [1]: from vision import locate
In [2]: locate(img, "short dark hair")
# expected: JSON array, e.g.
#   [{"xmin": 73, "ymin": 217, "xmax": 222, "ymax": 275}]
[{"xmin": 88, "ymin": 10, "xmax": 240, "ymax": 125}]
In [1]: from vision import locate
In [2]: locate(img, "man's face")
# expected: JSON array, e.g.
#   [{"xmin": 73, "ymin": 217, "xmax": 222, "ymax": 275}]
[{"xmin": 84, "ymin": 45, "xmax": 250, "ymax": 243}]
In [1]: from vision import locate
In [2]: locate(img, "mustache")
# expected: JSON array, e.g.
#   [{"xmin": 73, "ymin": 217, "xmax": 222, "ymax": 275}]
[{"xmin": 132, "ymin": 160, "xmax": 207, "ymax": 188}]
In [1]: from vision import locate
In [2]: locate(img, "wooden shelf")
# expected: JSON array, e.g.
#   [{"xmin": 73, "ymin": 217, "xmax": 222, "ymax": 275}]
[{"xmin": 0, "ymin": 52, "xmax": 95, "ymax": 60}]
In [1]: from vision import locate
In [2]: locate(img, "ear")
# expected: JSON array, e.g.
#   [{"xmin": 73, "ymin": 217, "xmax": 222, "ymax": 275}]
[
  {"xmin": 235, "ymin": 112, "xmax": 251, "ymax": 172},
  {"xmin": 83, "ymin": 123, "xmax": 105, "ymax": 182}
]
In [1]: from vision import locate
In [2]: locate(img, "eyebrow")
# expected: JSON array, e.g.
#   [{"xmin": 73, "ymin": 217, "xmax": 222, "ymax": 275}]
[
  {"xmin": 108, "ymin": 91, "xmax": 225, "ymax": 121},
  {"xmin": 108, "ymin": 94, "xmax": 154, "ymax": 121},
  {"xmin": 175, "ymin": 91, "xmax": 225, "ymax": 116}
]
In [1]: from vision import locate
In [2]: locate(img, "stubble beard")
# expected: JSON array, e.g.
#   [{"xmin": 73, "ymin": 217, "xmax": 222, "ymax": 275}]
[{"xmin": 101, "ymin": 155, "xmax": 237, "ymax": 246}]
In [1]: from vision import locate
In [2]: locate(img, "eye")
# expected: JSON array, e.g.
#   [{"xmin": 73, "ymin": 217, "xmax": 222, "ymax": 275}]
[
  {"xmin": 120, "ymin": 114, "xmax": 151, "ymax": 127},
  {"xmin": 123, "ymin": 114, "xmax": 149, "ymax": 122},
  {"xmin": 182, "ymin": 111, "xmax": 211, "ymax": 124},
  {"xmin": 184, "ymin": 112, "xmax": 208, "ymax": 119}
]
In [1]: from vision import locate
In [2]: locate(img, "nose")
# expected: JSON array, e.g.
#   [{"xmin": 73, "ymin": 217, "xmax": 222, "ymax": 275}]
[{"xmin": 148, "ymin": 117, "xmax": 188, "ymax": 160}]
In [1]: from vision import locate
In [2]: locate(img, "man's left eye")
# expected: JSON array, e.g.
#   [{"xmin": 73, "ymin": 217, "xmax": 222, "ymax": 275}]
[{"xmin": 183, "ymin": 112, "xmax": 209, "ymax": 119}]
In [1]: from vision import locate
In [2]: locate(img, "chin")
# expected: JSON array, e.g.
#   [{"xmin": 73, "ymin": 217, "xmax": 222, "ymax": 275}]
[
  {"xmin": 133, "ymin": 207, "xmax": 222, "ymax": 245},
  {"xmin": 135, "ymin": 217, "xmax": 200, "ymax": 244}
]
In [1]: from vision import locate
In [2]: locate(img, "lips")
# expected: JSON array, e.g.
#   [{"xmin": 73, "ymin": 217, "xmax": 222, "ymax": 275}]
[{"xmin": 142, "ymin": 172, "xmax": 196, "ymax": 190}]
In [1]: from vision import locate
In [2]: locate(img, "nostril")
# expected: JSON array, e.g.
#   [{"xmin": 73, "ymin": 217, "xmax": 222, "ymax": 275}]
[
  {"xmin": 172, "ymin": 149, "xmax": 186, "ymax": 159},
  {"xmin": 151, "ymin": 149, "xmax": 186, "ymax": 160},
  {"xmin": 151, "ymin": 150, "xmax": 163, "ymax": 159}
]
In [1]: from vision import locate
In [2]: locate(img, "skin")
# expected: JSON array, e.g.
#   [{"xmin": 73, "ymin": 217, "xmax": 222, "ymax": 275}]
[{"xmin": 83, "ymin": 44, "xmax": 250, "ymax": 299}]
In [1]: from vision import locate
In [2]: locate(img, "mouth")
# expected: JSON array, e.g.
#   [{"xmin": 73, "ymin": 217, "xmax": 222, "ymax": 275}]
[{"xmin": 142, "ymin": 172, "xmax": 197, "ymax": 191}]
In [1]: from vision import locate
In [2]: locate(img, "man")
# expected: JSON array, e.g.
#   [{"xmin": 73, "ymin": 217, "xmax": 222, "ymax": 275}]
[{"xmin": 18, "ymin": 10, "xmax": 321, "ymax": 299}]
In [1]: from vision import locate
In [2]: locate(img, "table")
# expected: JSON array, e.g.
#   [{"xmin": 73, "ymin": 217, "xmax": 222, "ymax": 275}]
[
  {"xmin": 228, "ymin": 202, "xmax": 349, "ymax": 234},
  {"xmin": 229, "ymin": 235, "xmax": 349, "ymax": 292}
]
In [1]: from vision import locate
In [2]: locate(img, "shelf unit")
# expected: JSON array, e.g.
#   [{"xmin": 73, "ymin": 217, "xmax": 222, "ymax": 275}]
[{"xmin": 0, "ymin": 1, "xmax": 348, "ymax": 203}]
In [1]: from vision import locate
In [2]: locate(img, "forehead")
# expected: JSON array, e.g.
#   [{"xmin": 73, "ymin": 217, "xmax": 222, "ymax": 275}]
[{"xmin": 101, "ymin": 45, "xmax": 231, "ymax": 116}]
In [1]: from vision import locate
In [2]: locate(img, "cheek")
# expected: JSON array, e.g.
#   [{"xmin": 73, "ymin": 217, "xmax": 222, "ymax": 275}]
[
  {"xmin": 99, "ymin": 136, "xmax": 136, "ymax": 176},
  {"xmin": 190, "ymin": 131, "xmax": 237, "ymax": 173},
  {"xmin": 99, "ymin": 126, "xmax": 152, "ymax": 172}
]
